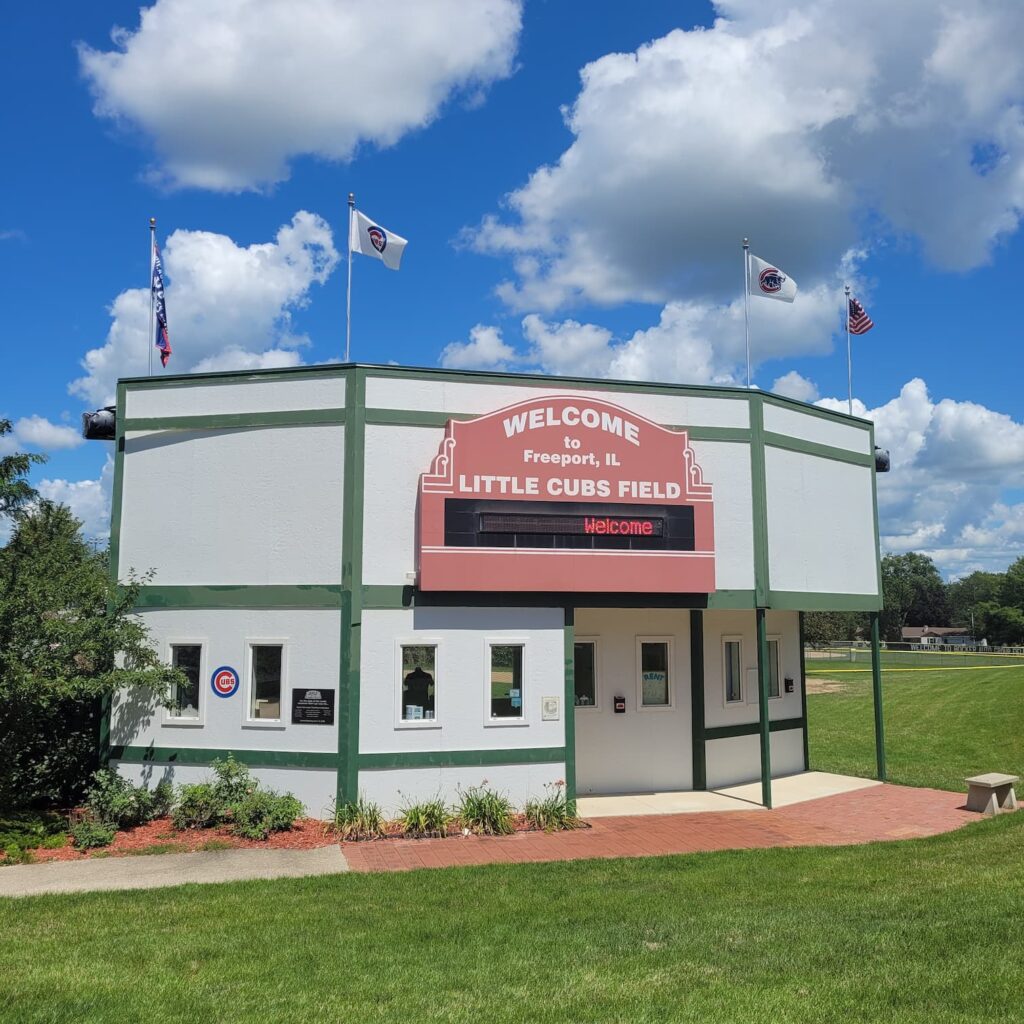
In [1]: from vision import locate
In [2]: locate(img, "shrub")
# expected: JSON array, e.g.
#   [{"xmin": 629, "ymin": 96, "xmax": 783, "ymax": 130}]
[
  {"xmin": 332, "ymin": 795, "xmax": 385, "ymax": 840},
  {"xmin": 70, "ymin": 818, "xmax": 116, "ymax": 850},
  {"xmin": 85, "ymin": 769, "xmax": 159, "ymax": 829},
  {"xmin": 210, "ymin": 755, "xmax": 255, "ymax": 808},
  {"xmin": 172, "ymin": 783, "xmax": 222, "ymax": 830},
  {"xmin": 151, "ymin": 779, "xmax": 174, "ymax": 819},
  {"xmin": 398, "ymin": 796, "xmax": 451, "ymax": 838},
  {"xmin": 456, "ymin": 784, "xmax": 514, "ymax": 835},
  {"xmin": 524, "ymin": 782, "xmax": 584, "ymax": 833},
  {"xmin": 0, "ymin": 811, "xmax": 67, "ymax": 858},
  {"xmin": 231, "ymin": 790, "xmax": 304, "ymax": 841}
]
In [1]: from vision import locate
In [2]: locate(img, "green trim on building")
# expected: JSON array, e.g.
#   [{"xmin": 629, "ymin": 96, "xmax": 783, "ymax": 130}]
[
  {"xmin": 133, "ymin": 585, "xmax": 343, "ymax": 610},
  {"xmin": 702, "ymin": 717, "xmax": 804, "ymax": 742},
  {"xmin": 362, "ymin": 584, "xmax": 415, "ymax": 609},
  {"xmin": 337, "ymin": 368, "xmax": 366, "ymax": 804},
  {"xmin": 799, "ymin": 612, "xmax": 810, "ymax": 771},
  {"xmin": 689, "ymin": 610, "xmax": 706, "ymax": 790},
  {"xmin": 122, "ymin": 408, "xmax": 346, "ymax": 432},
  {"xmin": 358, "ymin": 747, "xmax": 567, "ymax": 770},
  {"xmin": 110, "ymin": 746, "xmax": 337, "ymax": 769},
  {"xmin": 761, "ymin": 392, "xmax": 872, "ymax": 430},
  {"xmin": 756, "ymin": 608, "xmax": 773, "ymax": 809},
  {"xmin": 767, "ymin": 591, "xmax": 882, "ymax": 612},
  {"xmin": 763, "ymin": 431, "xmax": 873, "ymax": 467},
  {"xmin": 122, "ymin": 365, "xmax": 349, "ymax": 391},
  {"xmin": 365, "ymin": 408, "xmax": 474, "ymax": 428},
  {"xmin": 563, "ymin": 608, "xmax": 577, "ymax": 805},
  {"xmin": 748, "ymin": 395, "xmax": 771, "ymax": 607},
  {"xmin": 869, "ymin": 423, "xmax": 885, "ymax": 604},
  {"xmin": 870, "ymin": 611, "xmax": 887, "ymax": 782}
]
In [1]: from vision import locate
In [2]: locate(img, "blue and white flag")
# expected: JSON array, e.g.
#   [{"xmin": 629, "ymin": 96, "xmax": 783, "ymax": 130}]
[
  {"xmin": 152, "ymin": 243, "xmax": 172, "ymax": 366},
  {"xmin": 748, "ymin": 253, "xmax": 797, "ymax": 302}
]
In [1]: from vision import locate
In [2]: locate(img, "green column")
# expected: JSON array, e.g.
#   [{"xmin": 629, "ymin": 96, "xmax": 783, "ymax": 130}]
[
  {"xmin": 870, "ymin": 611, "xmax": 887, "ymax": 781},
  {"xmin": 563, "ymin": 607, "xmax": 577, "ymax": 808},
  {"xmin": 689, "ymin": 610, "xmax": 706, "ymax": 790},
  {"xmin": 799, "ymin": 611, "xmax": 809, "ymax": 771},
  {"xmin": 756, "ymin": 608, "xmax": 773, "ymax": 808}
]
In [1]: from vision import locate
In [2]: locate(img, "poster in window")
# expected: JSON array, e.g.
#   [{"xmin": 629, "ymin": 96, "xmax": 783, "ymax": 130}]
[{"xmin": 642, "ymin": 671, "xmax": 668, "ymax": 705}]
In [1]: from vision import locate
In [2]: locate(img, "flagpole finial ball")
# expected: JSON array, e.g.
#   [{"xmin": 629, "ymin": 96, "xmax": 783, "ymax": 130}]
[
  {"xmin": 348, "ymin": 192, "xmax": 355, "ymax": 205},
  {"xmin": 742, "ymin": 237, "xmax": 749, "ymax": 247},
  {"xmin": 149, "ymin": 217, "xmax": 156, "ymax": 228}
]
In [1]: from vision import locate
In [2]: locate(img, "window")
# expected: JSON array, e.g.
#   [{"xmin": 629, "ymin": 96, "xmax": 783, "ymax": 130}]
[
  {"xmin": 723, "ymin": 638, "xmax": 743, "ymax": 704},
  {"xmin": 489, "ymin": 644, "xmax": 524, "ymax": 720},
  {"xmin": 169, "ymin": 644, "xmax": 201, "ymax": 720},
  {"xmin": 249, "ymin": 644, "xmax": 283, "ymax": 721},
  {"xmin": 574, "ymin": 640, "xmax": 597, "ymax": 707},
  {"xmin": 400, "ymin": 645, "xmax": 437, "ymax": 722},
  {"xmin": 768, "ymin": 638, "xmax": 781, "ymax": 699},
  {"xmin": 639, "ymin": 640, "xmax": 671, "ymax": 707}
]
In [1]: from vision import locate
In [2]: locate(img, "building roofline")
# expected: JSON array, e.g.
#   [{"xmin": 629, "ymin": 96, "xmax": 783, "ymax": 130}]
[{"xmin": 116, "ymin": 360, "xmax": 874, "ymax": 428}]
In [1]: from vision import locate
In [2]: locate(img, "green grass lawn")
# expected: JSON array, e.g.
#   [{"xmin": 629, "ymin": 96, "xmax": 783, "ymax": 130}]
[
  {"xmin": 2, "ymin": 813, "xmax": 1022, "ymax": 1024},
  {"xmin": 807, "ymin": 663, "xmax": 1024, "ymax": 795}
]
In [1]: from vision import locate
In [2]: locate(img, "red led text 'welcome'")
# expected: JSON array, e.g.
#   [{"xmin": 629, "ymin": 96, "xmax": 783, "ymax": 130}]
[{"xmin": 584, "ymin": 517, "xmax": 654, "ymax": 536}]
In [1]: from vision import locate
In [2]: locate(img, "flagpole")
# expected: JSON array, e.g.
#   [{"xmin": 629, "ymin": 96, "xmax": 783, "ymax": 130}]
[
  {"xmin": 743, "ymin": 238, "xmax": 751, "ymax": 388},
  {"xmin": 345, "ymin": 192, "xmax": 354, "ymax": 363},
  {"xmin": 845, "ymin": 284, "xmax": 852, "ymax": 415},
  {"xmin": 149, "ymin": 217, "xmax": 156, "ymax": 377}
]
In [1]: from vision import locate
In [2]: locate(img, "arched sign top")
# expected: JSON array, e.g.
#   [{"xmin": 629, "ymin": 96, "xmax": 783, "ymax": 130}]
[{"xmin": 418, "ymin": 395, "xmax": 716, "ymax": 594}]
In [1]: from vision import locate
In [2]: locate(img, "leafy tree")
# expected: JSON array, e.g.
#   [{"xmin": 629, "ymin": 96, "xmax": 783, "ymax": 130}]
[
  {"xmin": 0, "ymin": 502, "xmax": 179, "ymax": 809},
  {"xmin": 879, "ymin": 552, "xmax": 949, "ymax": 641},
  {"xmin": 0, "ymin": 418, "xmax": 44, "ymax": 520},
  {"xmin": 802, "ymin": 611, "xmax": 868, "ymax": 646},
  {"xmin": 999, "ymin": 556, "xmax": 1024, "ymax": 612},
  {"xmin": 946, "ymin": 570, "xmax": 1004, "ymax": 628},
  {"xmin": 975, "ymin": 602, "xmax": 1024, "ymax": 647}
]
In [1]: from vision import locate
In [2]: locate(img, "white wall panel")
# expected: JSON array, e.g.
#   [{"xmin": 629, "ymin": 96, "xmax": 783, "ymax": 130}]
[
  {"xmin": 359, "ymin": 607, "xmax": 565, "ymax": 754},
  {"xmin": 763, "ymin": 402, "xmax": 871, "ymax": 454},
  {"xmin": 765, "ymin": 449, "xmax": 878, "ymax": 595},
  {"xmin": 362, "ymin": 424, "xmax": 443, "ymax": 585},
  {"xmin": 115, "ymin": 761, "xmax": 337, "ymax": 819},
  {"xmin": 118, "ymin": 425, "xmax": 343, "ymax": 585},
  {"xmin": 573, "ymin": 608, "xmax": 692, "ymax": 795},
  {"xmin": 365, "ymin": 377, "xmax": 750, "ymax": 428},
  {"xmin": 705, "ymin": 731, "xmax": 804, "ymax": 790},
  {"xmin": 111, "ymin": 608, "xmax": 340, "ymax": 753},
  {"xmin": 358, "ymin": 762, "xmax": 566, "ymax": 818},
  {"xmin": 125, "ymin": 376, "xmax": 346, "ymax": 418},
  {"xmin": 691, "ymin": 441, "xmax": 755, "ymax": 591}
]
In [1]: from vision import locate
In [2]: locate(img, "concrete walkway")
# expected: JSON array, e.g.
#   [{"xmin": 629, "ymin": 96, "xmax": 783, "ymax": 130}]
[
  {"xmin": 0, "ymin": 845, "xmax": 348, "ymax": 899},
  {"xmin": 576, "ymin": 771, "xmax": 880, "ymax": 817}
]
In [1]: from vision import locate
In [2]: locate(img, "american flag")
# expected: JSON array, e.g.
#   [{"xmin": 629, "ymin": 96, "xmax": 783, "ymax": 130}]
[
  {"xmin": 848, "ymin": 296, "xmax": 874, "ymax": 335},
  {"xmin": 152, "ymin": 243, "xmax": 172, "ymax": 367}
]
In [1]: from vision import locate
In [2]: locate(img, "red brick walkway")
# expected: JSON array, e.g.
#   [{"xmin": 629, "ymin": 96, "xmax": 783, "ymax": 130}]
[{"xmin": 341, "ymin": 784, "xmax": 978, "ymax": 873}]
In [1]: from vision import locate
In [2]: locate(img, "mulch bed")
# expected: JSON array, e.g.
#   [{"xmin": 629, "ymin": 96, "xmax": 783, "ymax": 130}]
[{"xmin": 23, "ymin": 814, "xmax": 589, "ymax": 862}]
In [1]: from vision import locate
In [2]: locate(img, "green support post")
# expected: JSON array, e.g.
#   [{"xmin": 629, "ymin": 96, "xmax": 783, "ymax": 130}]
[
  {"xmin": 799, "ymin": 611, "xmax": 809, "ymax": 771},
  {"xmin": 756, "ymin": 608, "xmax": 773, "ymax": 808},
  {"xmin": 870, "ymin": 611, "xmax": 887, "ymax": 781},
  {"xmin": 563, "ymin": 608, "xmax": 577, "ymax": 808},
  {"xmin": 689, "ymin": 610, "xmax": 706, "ymax": 790}
]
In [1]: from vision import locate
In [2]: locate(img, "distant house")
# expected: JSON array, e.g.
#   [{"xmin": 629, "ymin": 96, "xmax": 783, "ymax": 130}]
[{"xmin": 901, "ymin": 626, "xmax": 973, "ymax": 646}]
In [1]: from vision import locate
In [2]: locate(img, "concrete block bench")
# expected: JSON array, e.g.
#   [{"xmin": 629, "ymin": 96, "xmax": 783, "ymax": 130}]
[{"xmin": 964, "ymin": 773, "xmax": 1019, "ymax": 816}]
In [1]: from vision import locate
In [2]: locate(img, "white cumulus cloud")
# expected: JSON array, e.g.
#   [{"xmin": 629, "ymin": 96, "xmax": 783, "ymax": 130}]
[
  {"xmin": 474, "ymin": 0, "xmax": 1024, "ymax": 311},
  {"xmin": 36, "ymin": 455, "xmax": 115, "ymax": 542},
  {"xmin": 79, "ymin": 0, "xmax": 523, "ymax": 191},
  {"xmin": 440, "ymin": 324, "xmax": 518, "ymax": 371},
  {"xmin": 5, "ymin": 416, "xmax": 85, "ymax": 452},
  {"xmin": 70, "ymin": 211, "xmax": 338, "ymax": 406}
]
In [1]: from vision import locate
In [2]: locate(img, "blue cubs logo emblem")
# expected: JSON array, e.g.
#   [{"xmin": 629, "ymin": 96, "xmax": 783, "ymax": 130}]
[
  {"xmin": 758, "ymin": 267, "xmax": 786, "ymax": 293},
  {"xmin": 368, "ymin": 226, "xmax": 387, "ymax": 253}
]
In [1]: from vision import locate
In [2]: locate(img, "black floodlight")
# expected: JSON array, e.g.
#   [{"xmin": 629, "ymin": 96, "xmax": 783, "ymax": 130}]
[
  {"xmin": 82, "ymin": 406, "xmax": 116, "ymax": 441},
  {"xmin": 874, "ymin": 446, "xmax": 890, "ymax": 473}
]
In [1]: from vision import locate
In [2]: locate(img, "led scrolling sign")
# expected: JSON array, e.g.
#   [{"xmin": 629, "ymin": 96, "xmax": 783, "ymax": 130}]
[{"xmin": 418, "ymin": 396, "xmax": 716, "ymax": 594}]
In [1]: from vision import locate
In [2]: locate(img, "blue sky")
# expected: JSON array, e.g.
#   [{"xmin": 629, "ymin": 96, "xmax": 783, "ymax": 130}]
[{"xmin": 2, "ymin": 0, "xmax": 1023, "ymax": 578}]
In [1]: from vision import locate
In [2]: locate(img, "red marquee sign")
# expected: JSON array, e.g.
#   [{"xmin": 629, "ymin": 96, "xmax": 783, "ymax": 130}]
[{"xmin": 418, "ymin": 396, "xmax": 715, "ymax": 593}]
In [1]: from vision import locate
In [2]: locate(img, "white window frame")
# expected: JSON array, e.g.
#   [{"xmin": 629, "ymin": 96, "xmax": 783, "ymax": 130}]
[
  {"xmin": 484, "ymin": 638, "xmax": 529, "ymax": 728},
  {"xmin": 243, "ymin": 639, "xmax": 289, "ymax": 729},
  {"xmin": 163, "ymin": 638, "xmax": 206, "ymax": 727},
  {"xmin": 745, "ymin": 635, "xmax": 784, "ymax": 703},
  {"xmin": 394, "ymin": 638, "xmax": 442, "ymax": 730},
  {"xmin": 722, "ymin": 636, "xmax": 744, "ymax": 706},
  {"xmin": 572, "ymin": 636, "xmax": 600, "ymax": 711},
  {"xmin": 636, "ymin": 636, "xmax": 674, "ymax": 711}
]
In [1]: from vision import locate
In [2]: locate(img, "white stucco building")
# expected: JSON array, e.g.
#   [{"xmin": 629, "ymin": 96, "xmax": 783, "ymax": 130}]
[{"xmin": 93, "ymin": 363, "xmax": 887, "ymax": 817}]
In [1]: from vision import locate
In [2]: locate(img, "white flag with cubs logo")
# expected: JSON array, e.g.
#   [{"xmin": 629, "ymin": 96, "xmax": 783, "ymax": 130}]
[
  {"xmin": 748, "ymin": 253, "xmax": 797, "ymax": 302},
  {"xmin": 350, "ymin": 209, "xmax": 408, "ymax": 271}
]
